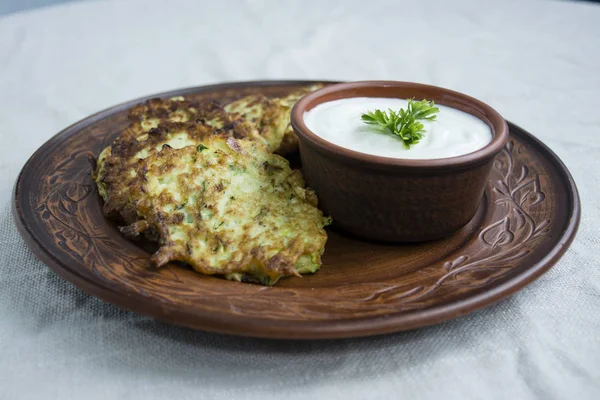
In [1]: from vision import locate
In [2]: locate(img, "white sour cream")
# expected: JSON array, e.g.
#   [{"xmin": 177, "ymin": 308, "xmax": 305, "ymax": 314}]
[{"xmin": 303, "ymin": 97, "xmax": 492, "ymax": 159}]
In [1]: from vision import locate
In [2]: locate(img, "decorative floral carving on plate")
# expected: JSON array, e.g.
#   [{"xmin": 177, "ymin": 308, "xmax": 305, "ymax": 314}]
[{"xmin": 375, "ymin": 140, "xmax": 551, "ymax": 308}]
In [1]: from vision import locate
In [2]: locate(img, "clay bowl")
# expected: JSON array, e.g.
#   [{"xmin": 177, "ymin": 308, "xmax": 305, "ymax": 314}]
[{"xmin": 291, "ymin": 81, "xmax": 509, "ymax": 242}]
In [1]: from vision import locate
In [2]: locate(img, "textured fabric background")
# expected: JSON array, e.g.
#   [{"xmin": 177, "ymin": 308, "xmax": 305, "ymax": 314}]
[{"xmin": 1, "ymin": 0, "xmax": 599, "ymax": 399}]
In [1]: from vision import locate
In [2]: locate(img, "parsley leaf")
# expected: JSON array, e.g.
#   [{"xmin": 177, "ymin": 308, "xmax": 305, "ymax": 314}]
[{"xmin": 361, "ymin": 99, "xmax": 439, "ymax": 149}]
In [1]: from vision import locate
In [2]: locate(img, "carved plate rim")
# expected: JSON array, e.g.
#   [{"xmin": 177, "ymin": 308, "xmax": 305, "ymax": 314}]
[{"xmin": 12, "ymin": 80, "xmax": 581, "ymax": 339}]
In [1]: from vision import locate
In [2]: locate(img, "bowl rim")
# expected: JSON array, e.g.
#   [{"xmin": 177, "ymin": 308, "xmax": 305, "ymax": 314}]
[{"xmin": 291, "ymin": 80, "xmax": 509, "ymax": 170}]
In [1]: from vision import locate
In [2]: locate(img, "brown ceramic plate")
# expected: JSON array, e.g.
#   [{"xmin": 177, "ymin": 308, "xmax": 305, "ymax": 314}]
[{"xmin": 13, "ymin": 81, "xmax": 580, "ymax": 339}]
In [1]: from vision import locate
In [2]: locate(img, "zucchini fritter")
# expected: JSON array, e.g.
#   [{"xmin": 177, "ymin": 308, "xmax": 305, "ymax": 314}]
[
  {"xmin": 224, "ymin": 84, "xmax": 323, "ymax": 155},
  {"xmin": 96, "ymin": 136, "xmax": 329, "ymax": 285},
  {"xmin": 95, "ymin": 100, "xmax": 260, "ymax": 224},
  {"xmin": 113, "ymin": 83, "xmax": 322, "ymax": 158},
  {"xmin": 128, "ymin": 137, "xmax": 329, "ymax": 284},
  {"xmin": 93, "ymin": 86, "xmax": 330, "ymax": 285}
]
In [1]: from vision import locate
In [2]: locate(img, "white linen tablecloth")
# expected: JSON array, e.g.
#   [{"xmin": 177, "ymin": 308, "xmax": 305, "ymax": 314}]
[{"xmin": 1, "ymin": 0, "xmax": 599, "ymax": 398}]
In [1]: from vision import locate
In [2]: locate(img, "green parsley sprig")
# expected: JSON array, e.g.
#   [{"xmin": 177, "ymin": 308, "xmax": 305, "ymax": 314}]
[{"xmin": 361, "ymin": 99, "xmax": 439, "ymax": 149}]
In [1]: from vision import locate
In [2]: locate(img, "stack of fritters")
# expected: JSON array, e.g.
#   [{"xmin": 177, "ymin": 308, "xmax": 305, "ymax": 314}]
[{"xmin": 94, "ymin": 85, "xmax": 330, "ymax": 285}]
